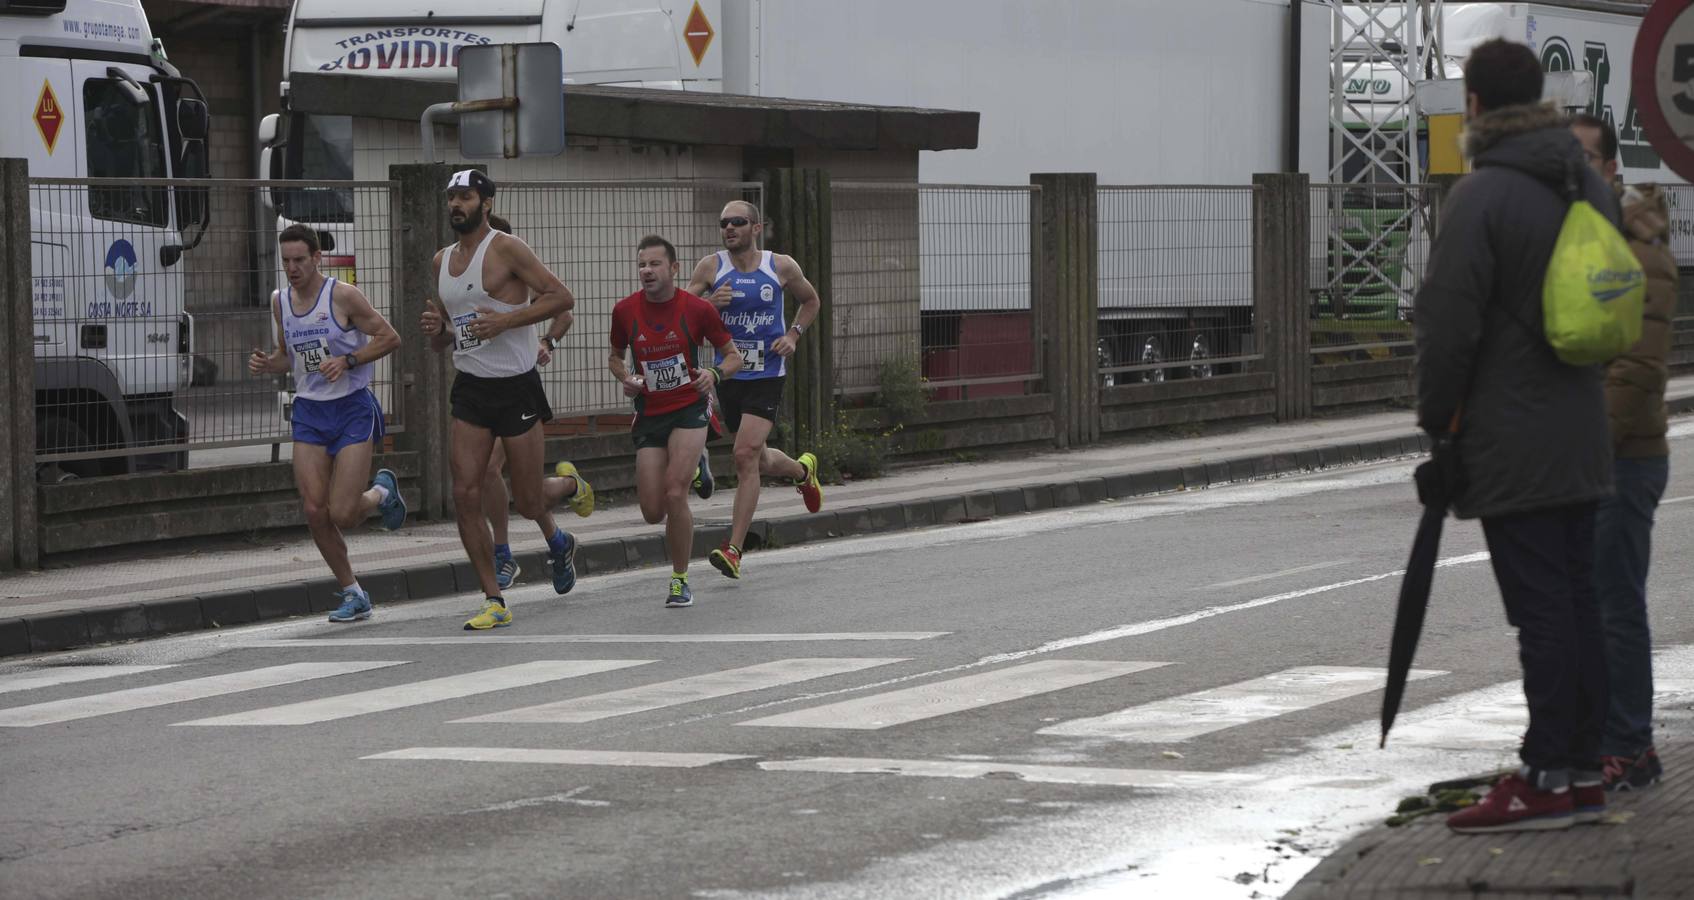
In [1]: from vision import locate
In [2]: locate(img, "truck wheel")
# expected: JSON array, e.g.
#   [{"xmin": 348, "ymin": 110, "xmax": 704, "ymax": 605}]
[
  {"xmin": 35, "ymin": 415, "xmax": 102, "ymax": 480},
  {"xmin": 1137, "ymin": 336, "xmax": 1166, "ymax": 384},
  {"xmin": 1187, "ymin": 333, "xmax": 1215, "ymax": 379}
]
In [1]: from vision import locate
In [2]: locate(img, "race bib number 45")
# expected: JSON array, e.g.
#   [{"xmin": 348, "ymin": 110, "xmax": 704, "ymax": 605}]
[
  {"xmin": 735, "ymin": 339, "xmax": 766, "ymax": 373},
  {"xmin": 452, "ymin": 312, "xmax": 483, "ymax": 351},
  {"xmin": 294, "ymin": 337, "xmax": 327, "ymax": 374},
  {"xmin": 643, "ymin": 353, "xmax": 691, "ymax": 393}
]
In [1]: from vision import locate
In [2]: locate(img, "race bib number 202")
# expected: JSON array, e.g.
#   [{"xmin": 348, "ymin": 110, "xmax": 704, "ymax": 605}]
[{"xmin": 643, "ymin": 353, "xmax": 691, "ymax": 393}]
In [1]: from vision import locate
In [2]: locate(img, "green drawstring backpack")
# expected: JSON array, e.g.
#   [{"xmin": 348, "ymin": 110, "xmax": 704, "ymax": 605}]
[{"xmin": 1541, "ymin": 162, "xmax": 1645, "ymax": 365}]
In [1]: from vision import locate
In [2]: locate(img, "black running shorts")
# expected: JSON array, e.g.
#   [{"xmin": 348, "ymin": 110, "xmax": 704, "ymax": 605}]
[
  {"xmin": 716, "ymin": 376, "xmax": 785, "ymax": 433},
  {"xmin": 451, "ymin": 369, "xmax": 552, "ymax": 437}
]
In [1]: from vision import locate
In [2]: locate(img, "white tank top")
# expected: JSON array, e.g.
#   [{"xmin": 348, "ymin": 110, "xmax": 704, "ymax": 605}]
[
  {"xmin": 280, "ymin": 277, "xmax": 370, "ymax": 401},
  {"xmin": 437, "ymin": 229, "xmax": 536, "ymax": 378}
]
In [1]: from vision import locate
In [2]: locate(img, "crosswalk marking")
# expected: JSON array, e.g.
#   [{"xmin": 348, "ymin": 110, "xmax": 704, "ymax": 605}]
[
  {"xmin": 758, "ymin": 757, "xmax": 1268, "ymax": 788},
  {"xmin": 0, "ymin": 662, "xmax": 405, "ymax": 728},
  {"xmin": 240, "ymin": 633, "xmax": 948, "ymax": 647},
  {"xmin": 0, "ymin": 665, "xmax": 176, "ymax": 696},
  {"xmin": 175, "ymin": 660, "xmax": 652, "ymax": 727},
  {"xmin": 1387, "ymin": 677, "xmax": 1694, "ymax": 750},
  {"xmin": 454, "ymin": 658, "xmax": 909, "ymax": 724},
  {"xmin": 1039, "ymin": 666, "xmax": 1446, "ymax": 743},
  {"xmin": 364, "ymin": 747, "xmax": 751, "ymax": 768},
  {"xmin": 738, "ymin": 660, "xmax": 1166, "ymax": 730}
]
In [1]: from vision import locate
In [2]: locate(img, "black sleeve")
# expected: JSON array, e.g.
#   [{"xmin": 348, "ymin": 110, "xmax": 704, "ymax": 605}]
[{"xmin": 1413, "ymin": 177, "xmax": 1493, "ymax": 435}]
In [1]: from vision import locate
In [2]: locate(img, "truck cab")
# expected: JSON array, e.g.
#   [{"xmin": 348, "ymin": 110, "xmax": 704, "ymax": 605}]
[{"xmin": 1, "ymin": 0, "xmax": 210, "ymax": 478}]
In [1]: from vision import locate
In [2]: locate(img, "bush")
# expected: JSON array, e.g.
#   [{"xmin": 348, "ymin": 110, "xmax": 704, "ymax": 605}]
[
  {"xmin": 813, "ymin": 411, "xmax": 889, "ymax": 483},
  {"xmin": 877, "ymin": 356, "xmax": 929, "ymax": 425}
]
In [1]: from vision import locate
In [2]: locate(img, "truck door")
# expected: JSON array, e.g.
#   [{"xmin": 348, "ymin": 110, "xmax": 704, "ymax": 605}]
[
  {"xmin": 20, "ymin": 57, "xmax": 78, "ymax": 364},
  {"xmin": 69, "ymin": 60, "xmax": 184, "ymax": 399}
]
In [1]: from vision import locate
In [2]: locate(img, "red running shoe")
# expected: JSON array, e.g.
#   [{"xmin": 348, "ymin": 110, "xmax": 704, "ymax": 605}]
[{"xmin": 1447, "ymin": 774, "xmax": 1573, "ymax": 833}]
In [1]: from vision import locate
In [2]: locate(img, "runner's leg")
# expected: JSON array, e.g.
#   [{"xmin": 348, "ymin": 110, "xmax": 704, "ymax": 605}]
[
  {"xmin": 450, "ymin": 418, "xmax": 501, "ymax": 598},
  {"xmin": 503, "ymin": 422, "xmax": 558, "ymax": 539},
  {"xmin": 665, "ymin": 424, "xmax": 710, "ymax": 575},
  {"xmin": 483, "ymin": 441, "xmax": 510, "ymax": 547},
  {"xmin": 636, "ymin": 446, "xmax": 668, "ymax": 524},
  {"xmin": 294, "ymin": 443, "xmax": 355, "ymax": 588}
]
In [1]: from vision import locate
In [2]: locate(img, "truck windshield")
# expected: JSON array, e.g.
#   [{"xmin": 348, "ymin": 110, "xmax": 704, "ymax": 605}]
[
  {"xmin": 84, "ymin": 79, "xmax": 169, "ymax": 227},
  {"xmin": 278, "ymin": 113, "xmax": 354, "ymax": 223}
]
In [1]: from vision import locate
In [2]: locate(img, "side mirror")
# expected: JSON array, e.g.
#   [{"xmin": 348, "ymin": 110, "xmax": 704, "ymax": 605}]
[
  {"xmin": 176, "ymin": 98, "xmax": 208, "ymax": 141},
  {"xmin": 258, "ymin": 113, "xmax": 279, "ymax": 146},
  {"xmin": 160, "ymin": 244, "xmax": 183, "ymax": 267}
]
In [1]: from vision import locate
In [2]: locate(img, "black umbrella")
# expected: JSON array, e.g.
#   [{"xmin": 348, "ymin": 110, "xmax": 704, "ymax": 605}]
[{"xmin": 1381, "ymin": 438, "xmax": 1459, "ymax": 748}]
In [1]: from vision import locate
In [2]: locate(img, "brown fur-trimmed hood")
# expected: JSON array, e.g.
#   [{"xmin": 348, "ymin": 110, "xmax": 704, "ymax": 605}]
[{"xmin": 1463, "ymin": 102, "xmax": 1585, "ymax": 186}]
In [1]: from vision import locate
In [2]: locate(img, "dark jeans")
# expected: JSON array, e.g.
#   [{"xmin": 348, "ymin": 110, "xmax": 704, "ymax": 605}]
[
  {"xmin": 1594, "ymin": 456, "xmax": 1669, "ymax": 757},
  {"xmin": 1481, "ymin": 502, "xmax": 1607, "ymax": 780}
]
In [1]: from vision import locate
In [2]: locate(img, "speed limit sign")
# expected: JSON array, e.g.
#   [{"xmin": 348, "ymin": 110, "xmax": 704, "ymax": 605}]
[{"xmin": 1635, "ymin": 0, "xmax": 1694, "ymax": 182}]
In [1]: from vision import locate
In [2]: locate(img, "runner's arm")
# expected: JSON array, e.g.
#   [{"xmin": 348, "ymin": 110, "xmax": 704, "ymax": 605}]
[
  {"xmin": 769, "ymin": 254, "xmax": 822, "ymax": 356},
  {"xmin": 684, "ymin": 255, "xmax": 716, "ymax": 297},
  {"xmin": 607, "ymin": 312, "xmax": 643, "ymax": 397},
  {"xmin": 490, "ymin": 237, "xmax": 572, "ymax": 329},
  {"xmin": 422, "ymin": 250, "xmax": 453, "ymax": 352},
  {"xmin": 249, "ymin": 290, "xmax": 290, "ymax": 375},
  {"xmin": 317, "ymin": 283, "xmax": 401, "ymax": 382}
]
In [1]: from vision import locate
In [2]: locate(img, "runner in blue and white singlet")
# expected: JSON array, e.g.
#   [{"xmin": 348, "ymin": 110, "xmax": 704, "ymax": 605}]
[
  {"xmin": 711, "ymin": 249, "xmax": 788, "ymax": 380},
  {"xmin": 281, "ymin": 276, "xmax": 373, "ymax": 402}
]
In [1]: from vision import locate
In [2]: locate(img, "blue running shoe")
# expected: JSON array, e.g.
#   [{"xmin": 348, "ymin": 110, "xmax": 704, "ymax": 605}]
[
  {"xmin": 549, "ymin": 531, "xmax": 577, "ymax": 595},
  {"xmin": 327, "ymin": 588, "xmax": 372, "ymax": 623},
  {"xmin": 373, "ymin": 468, "xmax": 406, "ymax": 531},
  {"xmin": 666, "ymin": 575, "xmax": 693, "ymax": 608},
  {"xmin": 495, "ymin": 555, "xmax": 520, "ymax": 590},
  {"xmin": 693, "ymin": 450, "xmax": 714, "ymax": 500}
]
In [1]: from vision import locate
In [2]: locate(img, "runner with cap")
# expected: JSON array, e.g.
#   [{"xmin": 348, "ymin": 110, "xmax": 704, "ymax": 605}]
[{"xmin": 419, "ymin": 170, "xmax": 588, "ymax": 630}]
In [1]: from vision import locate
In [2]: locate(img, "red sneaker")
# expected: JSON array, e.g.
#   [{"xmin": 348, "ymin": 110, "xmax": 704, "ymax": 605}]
[{"xmin": 1447, "ymin": 774, "xmax": 1574, "ymax": 833}]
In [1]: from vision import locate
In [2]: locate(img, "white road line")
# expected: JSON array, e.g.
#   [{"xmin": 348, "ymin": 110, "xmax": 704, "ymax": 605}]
[
  {"xmin": 238, "ymin": 632, "xmax": 949, "ymax": 647},
  {"xmin": 363, "ymin": 747, "xmax": 751, "ymax": 768},
  {"xmin": 0, "ymin": 662, "xmax": 406, "ymax": 728},
  {"xmin": 455, "ymin": 658, "xmax": 908, "ymax": 724},
  {"xmin": 756, "ymin": 757, "xmax": 1383, "ymax": 791},
  {"xmin": 739, "ymin": 660, "xmax": 1165, "ymax": 730},
  {"xmin": 1204, "ymin": 561, "xmax": 1351, "ymax": 590},
  {"xmin": 0, "ymin": 665, "xmax": 175, "ymax": 696},
  {"xmin": 175, "ymin": 660, "xmax": 652, "ymax": 726},
  {"xmin": 1662, "ymin": 495, "xmax": 1694, "ymax": 506},
  {"xmin": 1387, "ymin": 677, "xmax": 1694, "ymax": 750},
  {"xmin": 1039, "ymin": 665, "xmax": 1446, "ymax": 743}
]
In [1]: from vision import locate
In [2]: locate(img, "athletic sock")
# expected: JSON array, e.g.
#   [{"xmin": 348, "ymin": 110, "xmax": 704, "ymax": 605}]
[
  {"xmin": 672, "ymin": 571, "xmax": 688, "ymax": 582},
  {"xmin": 341, "ymin": 581, "xmax": 363, "ymax": 596},
  {"xmin": 371, "ymin": 484, "xmax": 391, "ymax": 504},
  {"xmin": 547, "ymin": 528, "xmax": 569, "ymax": 553},
  {"xmin": 494, "ymin": 543, "xmax": 511, "ymax": 560}
]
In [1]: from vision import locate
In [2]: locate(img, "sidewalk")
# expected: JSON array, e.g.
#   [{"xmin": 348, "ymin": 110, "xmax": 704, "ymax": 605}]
[
  {"xmin": 1288, "ymin": 741, "xmax": 1694, "ymax": 898},
  {"xmin": 4, "ymin": 375, "xmax": 1692, "ymax": 660}
]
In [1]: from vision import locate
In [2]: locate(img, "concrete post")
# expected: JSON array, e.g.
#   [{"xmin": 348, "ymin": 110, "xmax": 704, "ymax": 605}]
[
  {"xmin": 1253, "ymin": 172, "xmax": 1312, "ymax": 421},
  {"xmin": 761, "ymin": 168, "xmax": 834, "ymax": 453},
  {"xmin": 0, "ymin": 159, "xmax": 38, "ymax": 569},
  {"xmin": 390, "ymin": 163, "xmax": 454, "ymax": 520},
  {"xmin": 1032, "ymin": 173, "xmax": 1099, "ymax": 448}
]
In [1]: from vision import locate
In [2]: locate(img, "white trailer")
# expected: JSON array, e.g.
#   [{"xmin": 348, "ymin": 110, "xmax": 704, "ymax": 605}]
[{"xmin": 1, "ymin": 0, "xmax": 211, "ymax": 477}]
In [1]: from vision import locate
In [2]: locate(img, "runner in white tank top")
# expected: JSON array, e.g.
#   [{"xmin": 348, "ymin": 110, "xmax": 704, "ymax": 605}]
[
  {"xmin": 420, "ymin": 169, "xmax": 590, "ymax": 631},
  {"xmin": 250, "ymin": 224, "xmax": 405, "ymax": 625}
]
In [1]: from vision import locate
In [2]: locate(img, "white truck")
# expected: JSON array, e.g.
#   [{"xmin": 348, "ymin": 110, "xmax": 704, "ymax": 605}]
[{"xmin": 2, "ymin": 0, "xmax": 211, "ymax": 478}]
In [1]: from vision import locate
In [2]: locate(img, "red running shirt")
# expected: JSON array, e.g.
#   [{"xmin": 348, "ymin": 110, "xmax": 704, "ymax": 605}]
[{"xmin": 609, "ymin": 289, "xmax": 733, "ymax": 417}]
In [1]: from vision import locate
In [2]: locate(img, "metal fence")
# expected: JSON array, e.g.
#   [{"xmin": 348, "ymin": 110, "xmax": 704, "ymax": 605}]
[
  {"xmin": 1096, "ymin": 186, "xmax": 1258, "ymax": 385},
  {"xmin": 28, "ymin": 177, "xmax": 402, "ymax": 476},
  {"xmin": 494, "ymin": 180, "xmax": 762, "ymax": 431},
  {"xmin": 1308, "ymin": 182, "xmax": 1441, "ymax": 359},
  {"xmin": 830, "ymin": 182, "xmax": 1041, "ymax": 401}
]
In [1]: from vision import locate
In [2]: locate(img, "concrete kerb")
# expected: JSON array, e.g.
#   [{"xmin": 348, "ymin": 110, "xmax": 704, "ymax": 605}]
[{"xmin": 0, "ymin": 432, "xmax": 1431, "ymax": 659}]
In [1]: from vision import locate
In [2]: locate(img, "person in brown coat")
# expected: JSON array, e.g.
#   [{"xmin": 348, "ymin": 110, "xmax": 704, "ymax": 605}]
[{"xmin": 1571, "ymin": 112, "xmax": 1673, "ymax": 792}]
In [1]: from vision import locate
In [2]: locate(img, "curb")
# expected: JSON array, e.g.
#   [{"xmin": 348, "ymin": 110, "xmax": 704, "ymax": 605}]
[{"xmin": 0, "ymin": 429, "xmax": 1438, "ymax": 660}]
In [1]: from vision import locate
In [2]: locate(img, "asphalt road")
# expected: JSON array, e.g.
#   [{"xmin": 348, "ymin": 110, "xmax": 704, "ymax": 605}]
[{"xmin": 7, "ymin": 433, "xmax": 1694, "ymax": 900}]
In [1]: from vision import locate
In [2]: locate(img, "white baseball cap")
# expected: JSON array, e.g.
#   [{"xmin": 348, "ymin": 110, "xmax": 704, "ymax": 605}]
[{"xmin": 445, "ymin": 169, "xmax": 495, "ymax": 197}]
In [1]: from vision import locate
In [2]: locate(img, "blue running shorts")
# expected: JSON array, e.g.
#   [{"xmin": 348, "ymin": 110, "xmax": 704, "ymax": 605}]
[{"xmin": 292, "ymin": 389, "xmax": 385, "ymax": 457}]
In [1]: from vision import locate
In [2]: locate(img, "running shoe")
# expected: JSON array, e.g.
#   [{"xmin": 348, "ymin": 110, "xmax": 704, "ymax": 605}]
[
  {"xmin": 1602, "ymin": 749, "xmax": 1663, "ymax": 792},
  {"xmin": 795, "ymin": 452, "xmax": 823, "ymax": 513},
  {"xmin": 556, "ymin": 461, "xmax": 595, "ymax": 518},
  {"xmin": 693, "ymin": 450, "xmax": 715, "ymax": 500},
  {"xmin": 494, "ymin": 555, "xmax": 520, "ymax": 590},
  {"xmin": 327, "ymin": 588, "xmax": 372, "ymax": 623},
  {"xmin": 463, "ymin": 600, "xmax": 512, "ymax": 630},
  {"xmin": 549, "ymin": 530, "xmax": 578, "ymax": 595},
  {"xmin": 666, "ymin": 575, "xmax": 693, "ymax": 607},
  {"xmin": 709, "ymin": 542, "xmax": 742, "ymax": 579},
  {"xmin": 1446, "ymin": 774, "xmax": 1573, "ymax": 833},
  {"xmin": 373, "ymin": 468, "xmax": 406, "ymax": 530}
]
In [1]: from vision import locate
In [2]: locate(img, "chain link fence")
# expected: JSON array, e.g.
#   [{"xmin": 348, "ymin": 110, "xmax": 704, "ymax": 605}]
[
  {"xmin": 493, "ymin": 180, "xmax": 762, "ymax": 432},
  {"xmin": 1307, "ymin": 182, "xmax": 1441, "ymax": 361},
  {"xmin": 830, "ymin": 182, "xmax": 1040, "ymax": 402},
  {"xmin": 28, "ymin": 177, "xmax": 402, "ymax": 476},
  {"xmin": 1096, "ymin": 186, "xmax": 1258, "ymax": 385}
]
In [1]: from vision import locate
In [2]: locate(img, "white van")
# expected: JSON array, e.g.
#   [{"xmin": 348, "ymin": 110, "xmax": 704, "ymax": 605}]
[{"xmin": 1, "ymin": 0, "xmax": 210, "ymax": 477}]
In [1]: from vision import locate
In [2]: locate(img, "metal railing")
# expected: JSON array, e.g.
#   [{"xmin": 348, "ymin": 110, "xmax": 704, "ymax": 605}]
[
  {"xmin": 493, "ymin": 180, "xmax": 763, "ymax": 431},
  {"xmin": 830, "ymin": 182, "xmax": 1041, "ymax": 401},
  {"xmin": 1308, "ymin": 182, "xmax": 1441, "ymax": 359},
  {"xmin": 28, "ymin": 177, "xmax": 403, "ymax": 475},
  {"xmin": 1096, "ymin": 185, "xmax": 1259, "ymax": 385}
]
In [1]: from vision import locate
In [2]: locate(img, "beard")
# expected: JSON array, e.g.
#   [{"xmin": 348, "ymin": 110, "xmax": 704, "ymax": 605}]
[{"xmin": 450, "ymin": 205, "xmax": 486, "ymax": 234}]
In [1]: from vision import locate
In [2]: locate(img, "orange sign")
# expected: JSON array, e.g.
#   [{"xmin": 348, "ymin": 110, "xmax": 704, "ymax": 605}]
[
  {"xmin": 684, "ymin": 1, "xmax": 714, "ymax": 67},
  {"xmin": 34, "ymin": 81, "xmax": 63, "ymax": 155}
]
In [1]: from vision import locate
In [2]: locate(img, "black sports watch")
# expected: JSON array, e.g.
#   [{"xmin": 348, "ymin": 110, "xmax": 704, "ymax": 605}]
[
  {"xmin": 541, "ymin": 336, "xmax": 557, "ymax": 351},
  {"xmin": 343, "ymin": 353, "xmax": 358, "ymax": 369}
]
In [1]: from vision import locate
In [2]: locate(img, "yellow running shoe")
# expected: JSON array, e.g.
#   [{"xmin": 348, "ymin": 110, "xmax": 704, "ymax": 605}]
[
  {"xmin": 556, "ymin": 461, "xmax": 595, "ymax": 518},
  {"xmin": 463, "ymin": 601, "xmax": 513, "ymax": 631},
  {"xmin": 796, "ymin": 452, "xmax": 823, "ymax": 513}
]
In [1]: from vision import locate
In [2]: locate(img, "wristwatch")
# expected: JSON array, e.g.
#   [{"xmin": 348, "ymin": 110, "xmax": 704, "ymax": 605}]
[
  {"xmin": 790, "ymin": 323, "xmax": 805, "ymax": 335},
  {"xmin": 541, "ymin": 336, "xmax": 557, "ymax": 351},
  {"xmin": 343, "ymin": 353, "xmax": 358, "ymax": 369}
]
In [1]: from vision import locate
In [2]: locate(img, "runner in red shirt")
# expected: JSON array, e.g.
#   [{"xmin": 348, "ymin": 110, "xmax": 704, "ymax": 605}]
[{"xmin": 609, "ymin": 235, "xmax": 742, "ymax": 607}]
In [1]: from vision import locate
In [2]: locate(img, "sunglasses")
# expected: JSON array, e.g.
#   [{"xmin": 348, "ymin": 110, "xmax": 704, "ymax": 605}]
[{"xmin": 719, "ymin": 217, "xmax": 752, "ymax": 228}]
